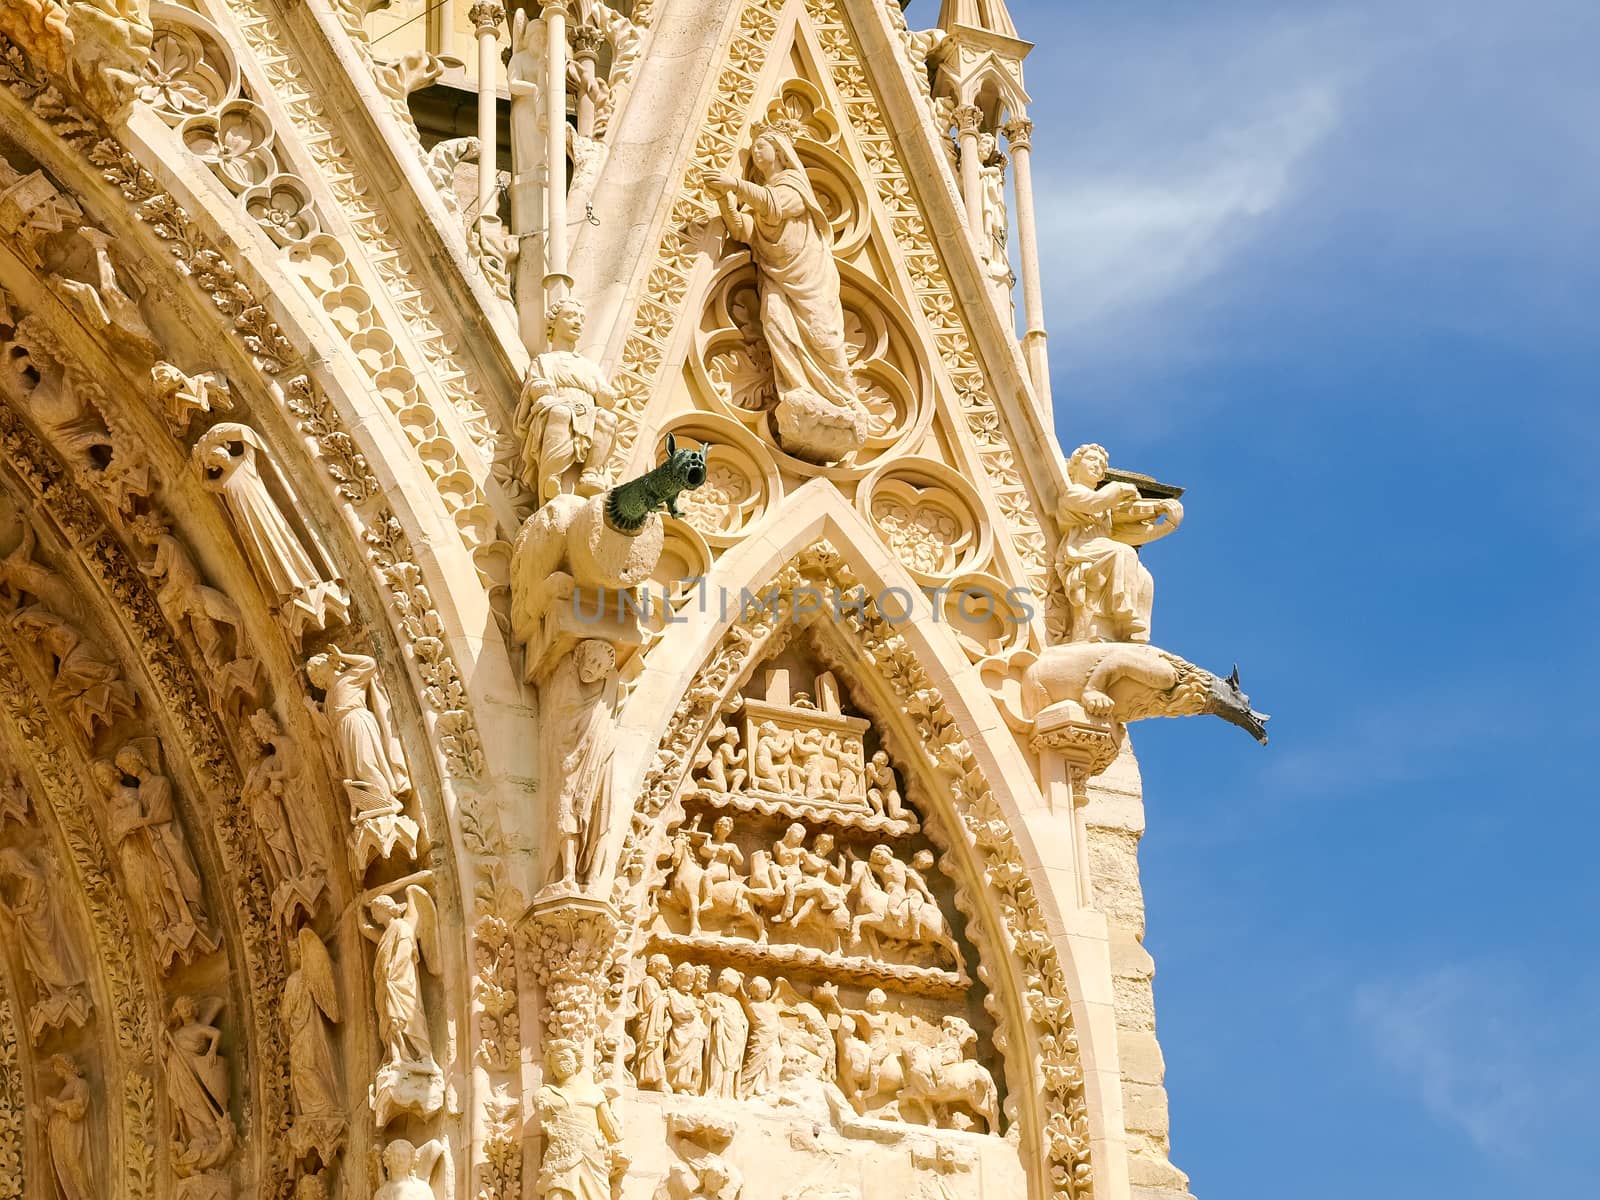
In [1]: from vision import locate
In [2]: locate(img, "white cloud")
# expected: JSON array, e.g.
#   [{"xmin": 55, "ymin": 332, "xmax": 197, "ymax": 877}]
[
  {"xmin": 1034, "ymin": 84, "xmax": 1341, "ymax": 332},
  {"xmin": 1353, "ymin": 964, "xmax": 1596, "ymax": 1158}
]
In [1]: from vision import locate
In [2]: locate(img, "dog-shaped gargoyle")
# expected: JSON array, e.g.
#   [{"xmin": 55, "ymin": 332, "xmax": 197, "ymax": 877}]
[{"xmin": 982, "ymin": 641, "xmax": 1270, "ymax": 745}]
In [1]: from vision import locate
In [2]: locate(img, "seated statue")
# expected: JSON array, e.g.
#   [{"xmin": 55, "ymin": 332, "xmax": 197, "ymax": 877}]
[
  {"xmin": 1054, "ymin": 443, "xmax": 1182, "ymax": 643},
  {"xmin": 515, "ymin": 299, "xmax": 619, "ymax": 504}
]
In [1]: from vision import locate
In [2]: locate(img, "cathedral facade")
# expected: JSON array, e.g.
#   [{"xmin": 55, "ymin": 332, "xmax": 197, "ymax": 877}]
[{"xmin": 0, "ymin": 2, "xmax": 1265, "ymax": 1199}]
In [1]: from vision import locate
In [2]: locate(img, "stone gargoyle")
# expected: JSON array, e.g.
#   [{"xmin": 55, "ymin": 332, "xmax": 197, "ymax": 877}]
[
  {"xmin": 510, "ymin": 436, "xmax": 708, "ymax": 679},
  {"xmin": 984, "ymin": 642, "xmax": 1270, "ymax": 745}
]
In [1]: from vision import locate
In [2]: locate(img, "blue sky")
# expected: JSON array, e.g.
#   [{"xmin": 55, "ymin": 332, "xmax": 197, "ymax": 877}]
[{"xmin": 989, "ymin": 0, "xmax": 1600, "ymax": 1195}]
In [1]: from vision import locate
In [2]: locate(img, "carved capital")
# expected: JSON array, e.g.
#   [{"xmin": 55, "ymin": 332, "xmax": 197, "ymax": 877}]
[
  {"xmin": 1030, "ymin": 707, "xmax": 1119, "ymax": 789},
  {"xmin": 469, "ymin": 2, "xmax": 506, "ymax": 33},
  {"xmin": 953, "ymin": 103, "xmax": 984, "ymax": 137},
  {"xmin": 520, "ymin": 890, "xmax": 618, "ymax": 1047},
  {"xmin": 1002, "ymin": 116, "xmax": 1034, "ymax": 152},
  {"xmin": 571, "ymin": 23, "xmax": 606, "ymax": 57},
  {"xmin": 541, "ymin": 0, "xmax": 572, "ymax": 19}
]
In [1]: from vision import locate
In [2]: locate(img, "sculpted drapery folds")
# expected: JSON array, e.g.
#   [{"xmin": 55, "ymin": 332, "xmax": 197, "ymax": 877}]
[
  {"xmin": 193, "ymin": 423, "xmax": 350, "ymax": 642},
  {"xmin": 516, "ymin": 300, "xmax": 620, "ymax": 505},
  {"xmin": 362, "ymin": 883, "xmax": 443, "ymax": 1125},
  {"xmin": 536, "ymin": 1038, "xmax": 627, "ymax": 1200},
  {"xmin": 43, "ymin": 1054, "xmax": 93, "ymax": 1200},
  {"xmin": 243, "ymin": 708, "xmax": 329, "ymax": 920},
  {"xmin": 541, "ymin": 637, "xmax": 618, "ymax": 888},
  {"xmin": 284, "ymin": 926, "xmax": 344, "ymax": 1165},
  {"xmin": 305, "ymin": 646, "xmax": 418, "ymax": 870},
  {"xmin": 1053, "ymin": 443, "xmax": 1183, "ymax": 644},
  {"xmin": 707, "ymin": 119, "xmax": 868, "ymax": 464},
  {"xmin": 164, "ymin": 996, "xmax": 235, "ymax": 1178},
  {"xmin": 0, "ymin": 846, "xmax": 91, "ymax": 1039}
]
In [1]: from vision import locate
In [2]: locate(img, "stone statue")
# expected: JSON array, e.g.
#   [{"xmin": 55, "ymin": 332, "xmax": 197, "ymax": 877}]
[
  {"xmin": 541, "ymin": 637, "xmax": 618, "ymax": 887},
  {"xmin": 0, "ymin": 846, "xmax": 91, "ymax": 1038},
  {"xmin": 96, "ymin": 741, "xmax": 216, "ymax": 971},
  {"xmin": 242, "ymin": 708, "xmax": 327, "ymax": 919},
  {"xmin": 165, "ymin": 995, "xmax": 236, "ymax": 1175},
  {"xmin": 692, "ymin": 720, "xmax": 746, "ymax": 794},
  {"xmin": 42, "ymin": 1054, "xmax": 94, "ymax": 1200},
  {"xmin": 631, "ymin": 953, "xmax": 672, "ymax": 1091},
  {"xmin": 375, "ymin": 1137, "xmax": 448, "ymax": 1200},
  {"xmin": 998, "ymin": 641, "xmax": 1270, "ymax": 744},
  {"xmin": 863, "ymin": 750, "xmax": 904, "ymax": 819},
  {"xmin": 976, "ymin": 133, "xmax": 1012, "ymax": 290},
  {"xmin": 737, "ymin": 975, "xmax": 783, "ymax": 1098},
  {"xmin": 0, "ymin": 771, "xmax": 27, "ymax": 829},
  {"xmin": 535, "ymin": 1039, "xmax": 627, "ymax": 1200},
  {"xmin": 360, "ymin": 883, "xmax": 443, "ymax": 1124},
  {"xmin": 702, "ymin": 967, "xmax": 749, "ymax": 1099},
  {"xmin": 1054, "ymin": 443, "xmax": 1183, "ymax": 644},
  {"xmin": 193, "ymin": 423, "xmax": 349, "ymax": 639},
  {"xmin": 515, "ymin": 300, "xmax": 620, "ymax": 504},
  {"xmin": 664, "ymin": 961, "xmax": 707, "ymax": 1095},
  {"xmin": 284, "ymin": 925, "xmax": 344, "ymax": 1164},
  {"xmin": 133, "ymin": 516, "xmax": 245, "ymax": 672},
  {"xmin": 8, "ymin": 604, "xmax": 135, "ymax": 740},
  {"xmin": 707, "ymin": 120, "xmax": 868, "ymax": 463},
  {"xmin": 304, "ymin": 646, "xmax": 418, "ymax": 869}
]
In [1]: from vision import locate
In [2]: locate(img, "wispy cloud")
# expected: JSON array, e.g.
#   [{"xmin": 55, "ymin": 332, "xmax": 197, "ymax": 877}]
[
  {"xmin": 1352, "ymin": 964, "xmax": 1599, "ymax": 1158},
  {"xmin": 1034, "ymin": 84, "xmax": 1340, "ymax": 332}
]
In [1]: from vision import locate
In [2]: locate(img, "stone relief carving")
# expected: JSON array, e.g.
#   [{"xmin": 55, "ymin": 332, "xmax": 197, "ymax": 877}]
[
  {"xmin": 94, "ymin": 740, "xmax": 218, "ymax": 972},
  {"xmin": 707, "ymin": 116, "xmax": 868, "ymax": 464},
  {"xmin": 375, "ymin": 1137, "xmax": 448, "ymax": 1200},
  {"xmin": 0, "ymin": 846, "xmax": 92, "ymax": 1040},
  {"xmin": 656, "ymin": 1113, "xmax": 742, "ymax": 1200},
  {"xmin": 131, "ymin": 516, "xmax": 255, "ymax": 698},
  {"xmin": 164, "ymin": 996, "xmax": 235, "ymax": 1184},
  {"xmin": 284, "ymin": 925, "xmax": 344, "ymax": 1167},
  {"xmin": 149, "ymin": 362, "xmax": 232, "ymax": 441},
  {"xmin": 1053, "ymin": 443, "xmax": 1183, "ymax": 644},
  {"xmin": 242, "ymin": 709, "xmax": 328, "ymax": 921},
  {"xmin": 0, "ymin": 0, "xmax": 152, "ymax": 121},
  {"xmin": 0, "ymin": 771, "xmax": 27, "ymax": 828},
  {"xmin": 41, "ymin": 1053, "xmax": 94, "ymax": 1200},
  {"xmin": 361, "ymin": 880, "xmax": 443, "ymax": 1126},
  {"xmin": 535, "ymin": 1038, "xmax": 627, "ymax": 1200},
  {"xmin": 193, "ymin": 423, "xmax": 349, "ymax": 642},
  {"xmin": 541, "ymin": 637, "xmax": 618, "ymax": 889},
  {"xmin": 304, "ymin": 647, "xmax": 418, "ymax": 871},
  {"xmin": 515, "ymin": 300, "xmax": 619, "ymax": 505}
]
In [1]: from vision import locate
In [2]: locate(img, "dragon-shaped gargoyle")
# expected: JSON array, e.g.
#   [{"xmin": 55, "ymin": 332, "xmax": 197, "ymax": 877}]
[{"xmin": 985, "ymin": 642, "xmax": 1270, "ymax": 745}]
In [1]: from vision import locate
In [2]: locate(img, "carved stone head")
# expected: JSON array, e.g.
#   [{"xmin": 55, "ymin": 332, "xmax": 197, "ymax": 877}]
[{"xmin": 1066, "ymin": 443, "xmax": 1109, "ymax": 487}]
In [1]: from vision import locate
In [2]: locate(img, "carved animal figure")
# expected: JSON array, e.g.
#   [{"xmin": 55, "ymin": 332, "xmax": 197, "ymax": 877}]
[
  {"xmin": 898, "ymin": 1023, "xmax": 1000, "ymax": 1134},
  {"xmin": 995, "ymin": 642, "xmax": 1269, "ymax": 744},
  {"xmin": 664, "ymin": 830, "xmax": 764, "ymax": 941},
  {"xmin": 605, "ymin": 434, "xmax": 709, "ymax": 533},
  {"xmin": 847, "ymin": 849, "xmax": 959, "ymax": 966}
]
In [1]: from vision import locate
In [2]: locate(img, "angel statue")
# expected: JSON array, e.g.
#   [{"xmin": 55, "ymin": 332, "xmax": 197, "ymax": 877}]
[
  {"xmin": 375, "ymin": 1137, "xmax": 449, "ymax": 1200},
  {"xmin": 304, "ymin": 646, "xmax": 418, "ymax": 871},
  {"xmin": 360, "ymin": 882, "xmax": 444, "ymax": 1125},
  {"xmin": 165, "ymin": 996, "xmax": 236, "ymax": 1176},
  {"xmin": 706, "ymin": 116, "xmax": 868, "ymax": 463},
  {"xmin": 284, "ymin": 926, "xmax": 345, "ymax": 1164},
  {"xmin": 193, "ymin": 422, "xmax": 349, "ymax": 640}
]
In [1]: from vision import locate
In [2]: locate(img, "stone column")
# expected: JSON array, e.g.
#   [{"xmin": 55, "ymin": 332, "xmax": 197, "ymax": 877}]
[
  {"xmin": 543, "ymin": 0, "xmax": 573, "ymax": 305},
  {"xmin": 469, "ymin": 3, "xmax": 505, "ymax": 219},
  {"xmin": 1030, "ymin": 707, "xmax": 1118, "ymax": 908},
  {"xmin": 954, "ymin": 103, "xmax": 985, "ymax": 224},
  {"xmin": 1004, "ymin": 116, "xmax": 1050, "ymax": 407},
  {"xmin": 571, "ymin": 23, "xmax": 604, "ymax": 139}
]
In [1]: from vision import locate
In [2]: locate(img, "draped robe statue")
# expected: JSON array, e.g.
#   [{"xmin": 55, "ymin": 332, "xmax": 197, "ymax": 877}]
[{"xmin": 708, "ymin": 123, "xmax": 868, "ymax": 464}]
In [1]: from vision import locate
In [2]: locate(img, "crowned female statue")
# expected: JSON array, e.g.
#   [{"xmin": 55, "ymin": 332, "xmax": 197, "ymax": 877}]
[{"xmin": 707, "ymin": 118, "xmax": 868, "ymax": 464}]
